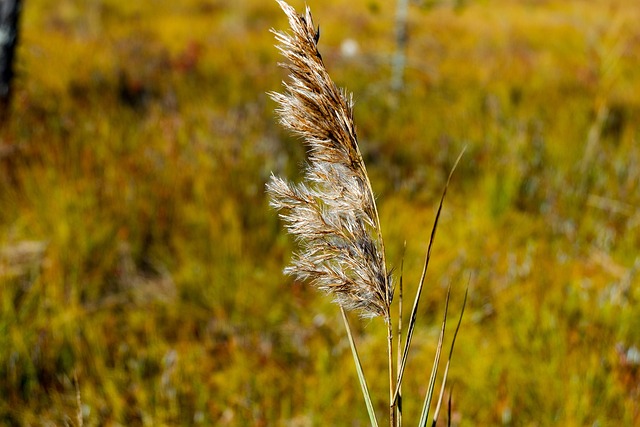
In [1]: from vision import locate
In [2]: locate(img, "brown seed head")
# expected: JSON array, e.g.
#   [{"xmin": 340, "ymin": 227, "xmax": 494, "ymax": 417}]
[{"xmin": 266, "ymin": 1, "xmax": 391, "ymax": 318}]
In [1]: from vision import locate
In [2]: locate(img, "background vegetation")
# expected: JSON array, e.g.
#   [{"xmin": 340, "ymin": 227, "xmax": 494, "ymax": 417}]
[{"xmin": 1, "ymin": 0, "xmax": 638, "ymax": 425}]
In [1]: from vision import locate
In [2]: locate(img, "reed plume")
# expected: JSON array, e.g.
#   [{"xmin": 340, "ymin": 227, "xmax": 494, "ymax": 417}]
[
  {"xmin": 267, "ymin": 2, "xmax": 466, "ymax": 426},
  {"xmin": 266, "ymin": 0, "xmax": 392, "ymax": 319}
]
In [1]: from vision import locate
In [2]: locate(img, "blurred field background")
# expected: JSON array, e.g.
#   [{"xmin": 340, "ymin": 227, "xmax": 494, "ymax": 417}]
[{"xmin": 1, "ymin": 0, "xmax": 639, "ymax": 425}]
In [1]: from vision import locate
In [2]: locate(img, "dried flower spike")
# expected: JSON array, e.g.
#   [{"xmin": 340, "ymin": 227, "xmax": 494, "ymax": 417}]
[{"xmin": 266, "ymin": 0, "xmax": 391, "ymax": 319}]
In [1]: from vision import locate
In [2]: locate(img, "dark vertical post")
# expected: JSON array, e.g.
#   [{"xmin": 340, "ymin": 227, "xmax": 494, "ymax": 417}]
[{"xmin": 0, "ymin": 0, "xmax": 22, "ymax": 120}]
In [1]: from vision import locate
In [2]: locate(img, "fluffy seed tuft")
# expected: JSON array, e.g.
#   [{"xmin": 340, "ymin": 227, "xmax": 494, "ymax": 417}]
[{"xmin": 266, "ymin": 0, "xmax": 391, "ymax": 318}]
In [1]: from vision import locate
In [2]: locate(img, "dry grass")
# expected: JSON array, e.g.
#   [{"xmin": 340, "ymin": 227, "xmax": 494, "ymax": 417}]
[
  {"xmin": 267, "ymin": 2, "xmax": 465, "ymax": 425},
  {"xmin": 267, "ymin": 1, "xmax": 391, "ymax": 320}
]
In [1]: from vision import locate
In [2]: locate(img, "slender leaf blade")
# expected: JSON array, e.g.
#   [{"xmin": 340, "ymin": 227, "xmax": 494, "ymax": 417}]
[
  {"xmin": 393, "ymin": 148, "xmax": 466, "ymax": 404},
  {"xmin": 432, "ymin": 284, "xmax": 468, "ymax": 426},
  {"xmin": 418, "ymin": 286, "xmax": 451, "ymax": 426},
  {"xmin": 340, "ymin": 307, "xmax": 379, "ymax": 427}
]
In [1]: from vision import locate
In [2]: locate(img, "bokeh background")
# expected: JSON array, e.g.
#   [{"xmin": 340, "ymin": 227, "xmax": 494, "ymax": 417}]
[{"xmin": 1, "ymin": 0, "xmax": 639, "ymax": 425}]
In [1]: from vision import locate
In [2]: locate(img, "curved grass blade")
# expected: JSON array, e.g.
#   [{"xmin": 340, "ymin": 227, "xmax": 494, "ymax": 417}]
[
  {"xmin": 417, "ymin": 286, "xmax": 451, "ymax": 426},
  {"xmin": 393, "ymin": 148, "xmax": 466, "ymax": 405},
  {"xmin": 340, "ymin": 307, "xmax": 379, "ymax": 427},
  {"xmin": 432, "ymin": 284, "xmax": 468, "ymax": 426},
  {"xmin": 397, "ymin": 242, "xmax": 406, "ymax": 427}
]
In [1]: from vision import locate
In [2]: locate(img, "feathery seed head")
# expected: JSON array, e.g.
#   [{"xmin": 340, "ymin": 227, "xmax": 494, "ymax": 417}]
[{"xmin": 267, "ymin": 1, "xmax": 392, "ymax": 318}]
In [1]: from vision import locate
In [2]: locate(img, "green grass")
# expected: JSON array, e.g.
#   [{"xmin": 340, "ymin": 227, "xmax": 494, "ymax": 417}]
[{"xmin": 1, "ymin": 0, "xmax": 639, "ymax": 425}]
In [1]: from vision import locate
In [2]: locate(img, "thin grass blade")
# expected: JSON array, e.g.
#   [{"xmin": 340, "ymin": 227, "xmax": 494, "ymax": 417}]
[
  {"xmin": 432, "ymin": 285, "xmax": 468, "ymax": 426},
  {"xmin": 397, "ymin": 242, "xmax": 406, "ymax": 427},
  {"xmin": 74, "ymin": 370, "xmax": 83, "ymax": 427},
  {"xmin": 432, "ymin": 362, "xmax": 451, "ymax": 427},
  {"xmin": 447, "ymin": 385, "xmax": 454, "ymax": 427},
  {"xmin": 418, "ymin": 285, "xmax": 451, "ymax": 427},
  {"xmin": 393, "ymin": 148, "xmax": 465, "ymax": 404},
  {"xmin": 340, "ymin": 307, "xmax": 379, "ymax": 427}
]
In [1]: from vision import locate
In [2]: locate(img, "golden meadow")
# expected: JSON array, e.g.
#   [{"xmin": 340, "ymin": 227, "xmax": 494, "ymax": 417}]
[{"xmin": 0, "ymin": 0, "xmax": 638, "ymax": 425}]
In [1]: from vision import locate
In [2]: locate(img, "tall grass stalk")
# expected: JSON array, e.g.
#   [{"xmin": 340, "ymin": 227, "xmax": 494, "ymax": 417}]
[{"xmin": 267, "ymin": 2, "xmax": 466, "ymax": 425}]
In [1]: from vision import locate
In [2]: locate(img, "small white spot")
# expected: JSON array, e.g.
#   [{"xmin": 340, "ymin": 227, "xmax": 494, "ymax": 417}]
[
  {"xmin": 340, "ymin": 38, "xmax": 359, "ymax": 58},
  {"xmin": 627, "ymin": 346, "xmax": 640, "ymax": 365},
  {"xmin": 313, "ymin": 314, "xmax": 326, "ymax": 327}
]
